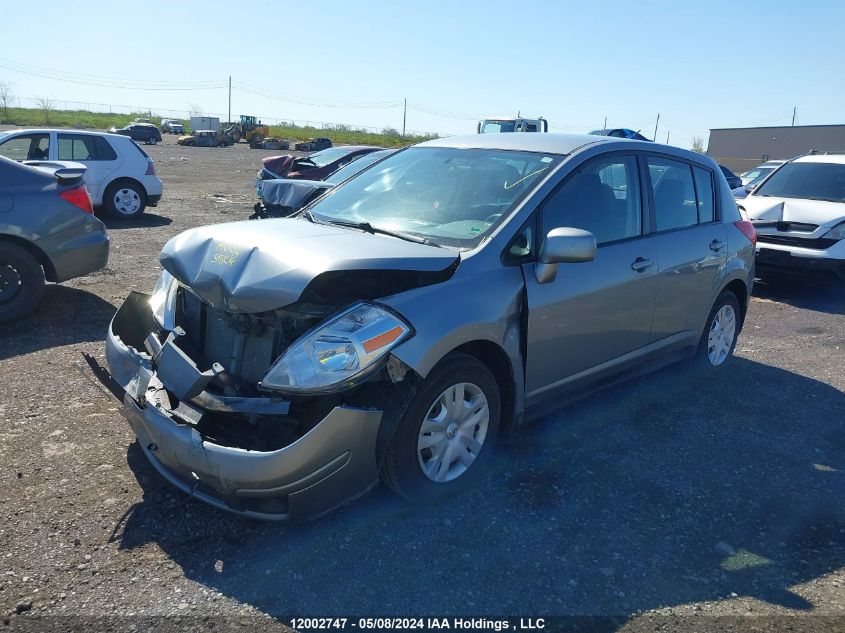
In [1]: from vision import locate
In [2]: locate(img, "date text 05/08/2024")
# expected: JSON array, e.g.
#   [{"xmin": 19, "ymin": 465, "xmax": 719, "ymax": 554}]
[{"xmin": 289, "ymin": 618, "xmax": 546, "ymax": 631}]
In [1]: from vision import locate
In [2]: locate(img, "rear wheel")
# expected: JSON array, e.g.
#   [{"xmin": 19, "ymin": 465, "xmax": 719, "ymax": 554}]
[
  {"xmin": 694, "ymin": 290, "xmax": 740, "ymax": 369},
  {"xmin": 103, "ymin": 180, "xmax": 146, "ymax": 219},
  {"xmin": 146, "ymin": 136, "xmax": 158, "ymax": 145},
  {"xmin": 0, "ymin": 242, "xmax": 45, "ymax": 323},
  {"xmin": 381, "ymin": 353, "xmax": 501, "ymax": 504}
]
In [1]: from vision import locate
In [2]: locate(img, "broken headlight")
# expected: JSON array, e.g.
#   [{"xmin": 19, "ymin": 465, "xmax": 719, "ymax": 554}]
[
  {"xmin": 149, "ymin": 269, "xmax": 178, "ymax": 330},
  {"xmin": 260, "ymin": 302, "xmax": 412, "ymax": 394}
]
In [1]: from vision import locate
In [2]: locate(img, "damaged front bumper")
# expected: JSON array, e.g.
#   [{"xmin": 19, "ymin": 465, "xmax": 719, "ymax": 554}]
[{"xmin": 104, "ymin": 292, "xmax": 383, "ymax": 521}]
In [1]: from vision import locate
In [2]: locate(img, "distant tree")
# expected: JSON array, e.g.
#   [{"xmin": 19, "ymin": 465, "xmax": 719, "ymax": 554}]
[
  {"xmin": 381, "ymin": 127, "xmax": 400, "ymax": 137},
  {"xmin": 0, "ymin": 82, "xmax": 12, "ymax": 117},
  {"xmin": 36, "ymin": 96, "xmax": 54, "ymax": 124},
  {"xmin": 691, "ymin": 136, "xmax": 705, "ymax": 153},
  {"xmin": 187, "ymin": 102, "xmax": 203, "ymax": 117}
]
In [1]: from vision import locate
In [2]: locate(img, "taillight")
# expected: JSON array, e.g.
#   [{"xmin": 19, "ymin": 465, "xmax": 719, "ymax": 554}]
[
  {"xmin": 734, "ymin": 220, "xmax": 756, "ymax": 246},
  {"xmin": 60, "ymin": 185, "xmax": 93, "ymax": 214},
  {"xmin": 145, "ymin": 159, "xmax": 156, "ymax": 176}
]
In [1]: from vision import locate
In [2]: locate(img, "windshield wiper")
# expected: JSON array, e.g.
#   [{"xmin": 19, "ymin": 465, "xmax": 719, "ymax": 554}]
[{"xmin": 325, "ymin": 219, "xmax": 441, "ymax": 247}]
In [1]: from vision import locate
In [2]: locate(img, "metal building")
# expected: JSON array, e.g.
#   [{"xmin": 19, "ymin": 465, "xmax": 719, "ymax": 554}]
[{"xmin": 707, "ymin": 124, "xmax": 845, "ymax": 174}]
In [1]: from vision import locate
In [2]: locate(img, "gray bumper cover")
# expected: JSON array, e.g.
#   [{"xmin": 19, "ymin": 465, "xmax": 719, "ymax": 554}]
[{"xmin": 105, "ymin": 292, "xmax": 383, "ymax": 521}]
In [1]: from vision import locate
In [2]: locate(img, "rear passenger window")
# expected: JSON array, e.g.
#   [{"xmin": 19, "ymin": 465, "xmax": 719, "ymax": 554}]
[
  {"xmin": 693, "ymin": 167, "xmax": 715, "ymax": 223},
  {"xmin": 57, "ymin": 134, "xmax": 97, "ymax": 161},
  {"xmin": 648, "ymin": 157, "xmax": 697, "ymax": 231}
]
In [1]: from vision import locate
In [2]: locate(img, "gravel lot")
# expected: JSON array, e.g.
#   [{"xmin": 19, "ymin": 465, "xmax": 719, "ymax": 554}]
[{"xmin": 1, "ymin": 136, "xmax": 844, "ymax": 632}]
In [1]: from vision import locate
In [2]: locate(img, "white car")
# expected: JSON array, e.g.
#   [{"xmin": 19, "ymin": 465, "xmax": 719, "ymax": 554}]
[
  {"xmin": 161, "ymin": 119, "xmax": 184, "ymax": 134},
  {"xmin": 738, "ymin": 154, "xmax": 845, "ymax": 278},
  {"xmin": 0, "ymin": 129, "xmax": 164, "ymax": 218},
  {"xmin": 740, "ymin": 160, "xmax": 786, "ymax": 186}
]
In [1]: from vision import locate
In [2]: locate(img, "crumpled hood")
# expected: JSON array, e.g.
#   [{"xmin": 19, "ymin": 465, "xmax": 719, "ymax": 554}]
[
  {"xmin": 741, "ymin": 195, "xmax": 845, "ymax": 227},
  {"xmin": 261, "ymin": 154, "xmax": 295, "ymax": 178},
  {"xmin": 260, "ymin": 178, "xmax": 329, "ymax": 209},
  {"xmin": 159, "ymin": 218, "xmax": 458, "ymax": 313}
]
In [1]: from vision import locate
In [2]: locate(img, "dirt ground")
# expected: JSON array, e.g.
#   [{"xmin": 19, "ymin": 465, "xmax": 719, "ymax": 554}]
[{"xmin": 1, "ymin": 136, "xmax": 844, "ymax": 632}]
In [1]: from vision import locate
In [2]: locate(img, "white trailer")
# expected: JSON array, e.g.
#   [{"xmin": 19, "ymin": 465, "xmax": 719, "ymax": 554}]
[
  {"xmin": 189, "ymin": 116, "xmax": 220, "ymax": 133},
  {"xmin": 477, "ymin": 116, "xmax": 548, "ymax": 133}
]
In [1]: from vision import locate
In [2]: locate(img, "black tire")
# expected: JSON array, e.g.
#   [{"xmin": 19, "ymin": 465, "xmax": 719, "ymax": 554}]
[
  {"xmin": 103, "ymin": 180, "xmax": 146, "ymax": 219},
  {"xmin": 0, "ymin": 241, "xmax": 46, "ymax": 323},
  {"xmin": 146, "ymin": 136, "xmax": 158, "ymax": 145},
  {"xmin": 693, "ymin": 290, "xmax": 741, "ymax": 370},
  {"xmin": 381, "ymin": 352, "xmax": 501, "ymax": 504}
]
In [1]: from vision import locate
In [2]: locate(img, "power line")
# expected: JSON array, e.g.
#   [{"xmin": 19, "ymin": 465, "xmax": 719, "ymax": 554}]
[
  {"xmin": 0, "ymin": 60, "xmax": 225, "ymax": 91},
  {"xmin": 233, "ymin": 83, "xmax": 401, "ymax": 109}
]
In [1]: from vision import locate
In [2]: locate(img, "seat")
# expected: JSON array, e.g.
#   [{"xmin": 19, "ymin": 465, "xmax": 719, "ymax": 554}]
[
  {"xmin": 654, "ymin": 178, "xmax": 695, "ymax": 230},
  {"xmin": 556, "ymin": 173, "xmax": 623, "ymax": 243}
]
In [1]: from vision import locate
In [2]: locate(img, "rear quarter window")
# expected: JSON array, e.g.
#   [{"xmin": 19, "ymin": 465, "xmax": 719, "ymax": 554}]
[{"xmin": 94, "ymin": 136, "xmax": 118, "ymax": 161}]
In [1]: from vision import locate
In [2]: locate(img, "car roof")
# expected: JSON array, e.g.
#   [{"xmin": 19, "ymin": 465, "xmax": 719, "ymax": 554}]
[
  {"xmin": 418, "ymin": 133, "xmax": 616, "ymax": 155},
  {"xmin": 793, "ymin": 154, "xmax": 845, "ymax": 165},
  {"xmin": 1, "ymin": 128, "xmax": 130, "ymax": 141}
]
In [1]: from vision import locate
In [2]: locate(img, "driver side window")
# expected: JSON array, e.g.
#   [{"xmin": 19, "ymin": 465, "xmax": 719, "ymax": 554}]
[{"xmin": 541, "ymin": 155, "xmax": 642, "ymax": 245}]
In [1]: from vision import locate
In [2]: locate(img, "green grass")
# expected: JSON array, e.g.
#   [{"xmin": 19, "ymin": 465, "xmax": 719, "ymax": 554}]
[{"xmin": 0, "ymin": 106, "xmax": 438, "ymax": 148}]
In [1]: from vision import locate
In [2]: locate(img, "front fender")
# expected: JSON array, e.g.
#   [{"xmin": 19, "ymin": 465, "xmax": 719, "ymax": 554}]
[{"xmin": 380, "ymin": 262, "xmax": 525, "ymax": 413}]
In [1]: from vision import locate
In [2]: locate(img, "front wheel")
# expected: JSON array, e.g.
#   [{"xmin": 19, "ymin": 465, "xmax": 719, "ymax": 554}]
[
  {"xmin": 381, "ymin": 353, "xmax": 501, "ymax": 504},
  {"xmin": 146, "ymin": 137, "xmax": 157, "ymax": 145},
  {"xmin": 0, "ymin": 241, "xmax": 45, "ymax": 323},
  {"xmin": 694, "ymin": 290, "xmax": 741, "ymax": 369}
]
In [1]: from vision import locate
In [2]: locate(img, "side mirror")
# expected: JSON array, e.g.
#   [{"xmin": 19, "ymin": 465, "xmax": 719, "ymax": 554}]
[{"xmin": 534, "ymin": 227, "xmax": 596, "ymax": 284}]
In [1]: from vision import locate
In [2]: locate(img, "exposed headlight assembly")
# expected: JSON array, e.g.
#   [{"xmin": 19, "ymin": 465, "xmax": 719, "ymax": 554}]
[
  {"xmin": 149, "ymin": 269, "xmax": 178, "ymax": 330},
  {"xmin": 822, "ymin": 220, "xmax": 845, "ymax": 240},
  {"xmin": 261, "ymin": 302, "xmax": 412, "ymax": 394}
]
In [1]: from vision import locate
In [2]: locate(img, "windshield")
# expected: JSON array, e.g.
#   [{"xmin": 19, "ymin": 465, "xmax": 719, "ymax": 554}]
[
  {"xmin": 755, "ymin": 162, "xmax": 845, "ymax": 203},
  {"xmin": 308, "ymin": 147, "xmax": 561, "ymax": 248},
  {"xmin": 741, "ymin": 166, "xmax": 774, "ymax": 186},
  {"xmin": 301, "ymin": 147, "xmax": 358, "ymax": 167},
  {"xmin": 325, "ymin": 150, "xmax": 393, "ymax": 185},
  {"xmin": 480, "ymin": 121, "xmax": 516, "ymax": 133}
]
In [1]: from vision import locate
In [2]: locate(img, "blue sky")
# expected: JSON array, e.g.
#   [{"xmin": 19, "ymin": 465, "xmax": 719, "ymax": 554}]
[{"xmin": 3, "ymin": 0, "xmax": 842, "ymax": 148}]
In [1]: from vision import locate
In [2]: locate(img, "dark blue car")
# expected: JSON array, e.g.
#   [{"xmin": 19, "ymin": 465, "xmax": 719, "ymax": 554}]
[{"xmin": 589, "ymin": 128, "xmax": 652, "ymax": 141}]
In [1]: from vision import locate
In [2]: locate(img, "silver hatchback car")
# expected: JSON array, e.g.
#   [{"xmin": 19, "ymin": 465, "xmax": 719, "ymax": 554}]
[{"xmin": 104, "ymin": 133, "xmax": 755, "ymax": 520}]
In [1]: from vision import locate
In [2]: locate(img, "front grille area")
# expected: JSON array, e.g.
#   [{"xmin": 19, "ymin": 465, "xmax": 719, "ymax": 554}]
[
  {"xmin": 753, "ymin": 221, "xmax": 819, "ymax": 233},
  {"xmin": 756, "ymin": 234, "xmax": 838, "ymax": 250},
  {"xmin": 176, "ymin": 289, "xmax": 285, "ymax": 385}
]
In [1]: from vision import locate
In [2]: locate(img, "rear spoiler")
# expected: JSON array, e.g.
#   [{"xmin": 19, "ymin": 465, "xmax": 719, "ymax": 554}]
[{"xmin": 21, "ymin": 160, "xmax": 87, "ymax": 185}]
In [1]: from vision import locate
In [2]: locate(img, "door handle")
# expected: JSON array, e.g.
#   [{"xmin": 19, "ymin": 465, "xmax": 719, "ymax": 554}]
[
  {"xmin": 631, "ymin": 257, "xmax": 653, "ymax": 272},
  {"xmin": 710, "ymin": 239, "xmax": 726, "ymax": 252}
]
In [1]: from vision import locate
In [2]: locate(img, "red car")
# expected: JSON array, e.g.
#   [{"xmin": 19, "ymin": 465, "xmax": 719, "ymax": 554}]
[{"xmin": 257, "ymin": 145, "xmax": 382, "ymax": 182}]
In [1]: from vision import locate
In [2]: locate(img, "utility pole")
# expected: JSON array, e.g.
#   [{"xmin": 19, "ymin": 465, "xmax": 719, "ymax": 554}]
[
  {"xmin": 653, "ymin": 113, "xmax": 660, "ymax": 142},
  {"xmin": 402, "ymin": 98, "xmax": 407, "ymax": 137},
  {"xmin": 603, "ymin": 116, "xmax": 607, "ymax": 128},
  {"xmin": 228, "ymin": 76, "xmax": 232, "ymax": 124},
  {"xmin": 666, "ymin": 131, "xmax": 670, "ymax": 144},
  {"xmin": 792, "ymin": 106, "xmax": 796, "ymax": 126}
]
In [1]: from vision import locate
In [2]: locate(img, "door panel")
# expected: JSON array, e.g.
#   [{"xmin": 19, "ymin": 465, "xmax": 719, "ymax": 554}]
[
  {"xmin": 650, "ymin": 224, "xmax": 727, "ymax": 341},
  {"xmin": 522, "ymin": 239, "xmax": 658, "ymax": 402},
  {"xmin": 645, "ymin": 156, "xmax": 728, "ymax": 341},
  {"xmin": 522, "ymin": 152, "xmax": 657, "ymax": 404}
]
